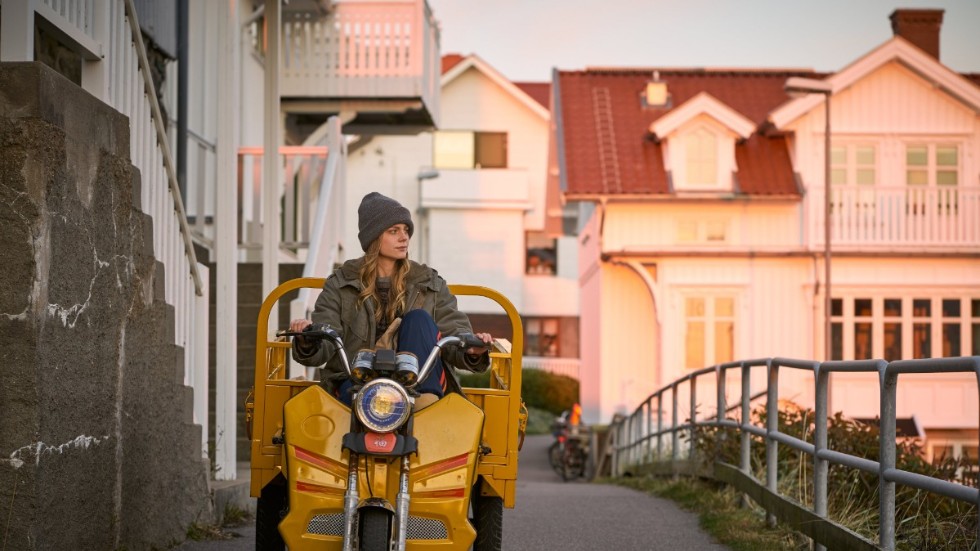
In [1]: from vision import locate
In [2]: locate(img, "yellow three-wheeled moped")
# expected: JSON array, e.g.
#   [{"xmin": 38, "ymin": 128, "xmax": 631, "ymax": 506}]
[{"xmin": 245, "ymin": 279, "xmax": 526, "ymax": 550}]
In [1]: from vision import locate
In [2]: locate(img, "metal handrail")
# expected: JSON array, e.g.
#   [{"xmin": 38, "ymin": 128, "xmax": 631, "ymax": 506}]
[
  {"xmin": 609, "ymin": 356, "xmax": 980, "ymax": 551},
  {"xmin": 122, "ymin": 0, "xmax": 203, "ymax": 295}
]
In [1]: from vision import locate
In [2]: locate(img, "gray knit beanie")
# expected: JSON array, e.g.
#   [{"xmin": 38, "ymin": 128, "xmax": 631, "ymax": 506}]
[{"xmin": 357, "ymin": 192, "xmax": 414, "ymax": 251}]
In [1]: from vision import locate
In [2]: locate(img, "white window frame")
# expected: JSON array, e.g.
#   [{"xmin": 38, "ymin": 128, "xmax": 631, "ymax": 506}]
[
  {"xmin": 904, "ymin": 142, "xmax": 961, "ymax": 188},
  {"xmin": 681, "ymin": 291, "xmax": 737, "ymax": 369},
  {"xmin": 830, "ymin": 294, "xmax": 978, "ymax": 360}
]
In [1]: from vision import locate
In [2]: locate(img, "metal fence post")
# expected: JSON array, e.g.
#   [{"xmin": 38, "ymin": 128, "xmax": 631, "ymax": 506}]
[
  {"xmin": 690, "ymin": 374, "xmax": 698, "ymax": 466},
  {"xmin": 716, "ymin": 365, "xmax": 727, "ymax": 465},
  {"xmin": 657, "ymin": 393, "xmax": 663, "ymax": 460},
  {"xmin": 741, "ymin": 362, "xmax": 752, "ymax": 473},
  {"xmin": 672, "ymin": 382, "xmax": 680, "ymax": 471},
  {"xmin": 879, "ymin": 364, "xmax": 897, "ymax": 551},
  {"xmin": 646, "ymin": 399, "xmax": 653, "ymax": 463},
  {"xmin": 766, "ymin": 359, "xmax": 779, "ymax": 527},
  {"xmin": 813, "ymin": 363, "xmax": 829, "ymax": 551}
]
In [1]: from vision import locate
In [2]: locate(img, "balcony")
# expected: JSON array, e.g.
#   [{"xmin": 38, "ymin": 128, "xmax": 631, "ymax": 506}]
[
  {"xmin": 280, "ymin": 0, "xmax": 440, "ymax": 132},
  {"xmin": 820, "ymin": 186, "xmax": 980, "ymax": 251},
  {"xmin": 420, "ymin": 168, "xmax": 532, "ymax": 209}
]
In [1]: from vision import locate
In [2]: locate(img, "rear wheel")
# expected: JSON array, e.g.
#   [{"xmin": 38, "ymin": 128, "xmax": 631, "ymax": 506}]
[
  {"xmin": 472, "ymin": 492, "xmax": 503, "ymax": 551},
  {"xmin": 358, "ymin": 508, "xmax": 391, "ymax": 551},
  {"xmin": 256, "ymin": 475, "xmax": 286, "ymax": 551}
]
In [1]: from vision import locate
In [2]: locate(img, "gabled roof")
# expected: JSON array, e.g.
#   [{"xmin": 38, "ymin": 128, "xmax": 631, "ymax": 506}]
[
  {"xmin": 513, "ymin": 82, "xmax": 550, "ymax": 110},
  {"xmin": 441, "ymin": 54, "xmax": 550, "ymax": 120},
  {"xmin": 649, "ymin": 91, "xmax": 755, "ymax": 140},
  {"xmin": 770, "ymin": 37, "xmax": 980, "ymax": 129},
  {"xmin": 555, "ymin": 68, "xmax": 815, "ymax": 198}
]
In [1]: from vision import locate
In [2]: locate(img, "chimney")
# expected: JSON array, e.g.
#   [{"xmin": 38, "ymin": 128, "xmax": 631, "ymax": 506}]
[{"xmin": 890, "ymin": 9, "xmax": 944, "ymax": 60}]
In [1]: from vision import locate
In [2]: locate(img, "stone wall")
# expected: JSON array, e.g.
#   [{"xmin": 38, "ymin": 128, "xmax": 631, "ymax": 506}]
[{"xmin": 0, "ymin": 62, "xmax": 211, "ymax": 550}]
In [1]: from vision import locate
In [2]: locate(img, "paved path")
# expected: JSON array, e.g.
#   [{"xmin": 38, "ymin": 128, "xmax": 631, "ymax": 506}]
[{"xmin": 177, "ymin": 435, "xmax": 726, "ymax": 550}]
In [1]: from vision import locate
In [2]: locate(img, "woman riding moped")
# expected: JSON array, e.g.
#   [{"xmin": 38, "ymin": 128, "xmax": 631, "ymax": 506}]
[{"xmin": 290, "ymin": 191, "xmax": 493, "ymax": 407}]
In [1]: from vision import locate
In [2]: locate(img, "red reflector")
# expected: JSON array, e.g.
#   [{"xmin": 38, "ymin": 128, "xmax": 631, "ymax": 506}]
[{"xmin": 364, "ymin": 432, "xmax": 398, "ymax": 453}]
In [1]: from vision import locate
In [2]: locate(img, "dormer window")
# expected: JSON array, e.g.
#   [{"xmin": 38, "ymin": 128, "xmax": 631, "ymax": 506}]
[{"xmin": 648, "ymin": 92, "xmax": 755, "ymax": 194}]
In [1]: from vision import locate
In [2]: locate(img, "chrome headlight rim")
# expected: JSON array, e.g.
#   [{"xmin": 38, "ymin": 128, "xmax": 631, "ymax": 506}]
[{"xmin": 354, "ymin": 379, "xmax": 411, "ymax": 433}]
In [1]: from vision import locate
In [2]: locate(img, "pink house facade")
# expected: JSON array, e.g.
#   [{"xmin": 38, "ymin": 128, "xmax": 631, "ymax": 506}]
[{"xmin": 552, "ymin": 10, "xmax": 979, "ymax": 460}]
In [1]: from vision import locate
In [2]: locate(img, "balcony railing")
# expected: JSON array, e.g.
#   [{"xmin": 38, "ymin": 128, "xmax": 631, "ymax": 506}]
[
  {"xmin": 824, "ymin": 186, "xmax": 979, "ymax": 249},
  {"xmin": 281, "ymin": 0, "xmax": 439, "ymax": 116}
]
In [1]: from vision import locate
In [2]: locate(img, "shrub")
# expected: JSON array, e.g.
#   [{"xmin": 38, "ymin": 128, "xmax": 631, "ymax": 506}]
[
  {"xmin": 455, "ymin": 368, "xmax": 579, "ymax": 416},
  {"xmin": 693, "ymin": 404, "xmax": 978, "ymax": 550}
]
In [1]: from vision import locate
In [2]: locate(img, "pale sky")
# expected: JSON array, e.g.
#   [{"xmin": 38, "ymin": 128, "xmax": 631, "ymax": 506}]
[{"xmin": 427, "ymin": 0, "xmax": 980, "ymax": 82}]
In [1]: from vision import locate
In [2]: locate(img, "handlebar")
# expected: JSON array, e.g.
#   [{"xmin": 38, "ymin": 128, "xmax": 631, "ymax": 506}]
[{"xmin": 277, "ymin": 327, "xmax": 486, "ymax": 389}]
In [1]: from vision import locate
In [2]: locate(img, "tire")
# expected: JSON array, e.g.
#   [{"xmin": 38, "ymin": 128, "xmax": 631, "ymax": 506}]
[
  {"xmin": 548, "ymin": 441, "xmax": 562, "ymax": 475},
  {"xmin": 472, "ymin": 493, "xmax": 503, "ymax": 551},
  {"xmin": 256, "ymin": 476, "xmax": 287, "ymax": 551},
  {"xmin": 358, "ymin": 508, "xmax": 391, "ymax": 551}
]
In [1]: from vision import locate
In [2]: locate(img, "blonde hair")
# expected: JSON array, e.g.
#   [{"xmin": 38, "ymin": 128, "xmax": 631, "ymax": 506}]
[{"xmin": 358, "ymin": 238, "xmax": 410, "ymax": 324}]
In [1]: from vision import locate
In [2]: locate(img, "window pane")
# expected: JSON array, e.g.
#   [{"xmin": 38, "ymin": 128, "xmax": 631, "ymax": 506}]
[
  {"xmin": 831, "ymin": 298, "xmax": 843, "ymax": 317},
  {"xmin": 677, "ymin": 221, "xmax": 698, "ymax": 242},
  {"xmin": 884, "ymin": 299, "xmax": 902, "ymax": 317},
  {"xmin": 831, "ymin": 146, "xmax": 846, "ymax": 165},
  {"xmin": 933, "ymin": 445, "xmax": 954, "ymax": 461},
  {"xmin": 686, "ymin": 129, "xmax": 717, "ymax": 185},
  {"xmin": 854, "ymin": 322, "xmax": 873, "ymax": 359},
  {"xmin": 715, "ymin": 297, "xmax": 734, "ymax": 317},
  {"xmin": 936, "ymin": 170, "xmax": 958, "ymax": 186},
  {"xmin": 913, "ymin": 299, "xmax": 931, "ymax": 316},
  {"xmin": 906, "ymin": 169, "xmax": 928, "ymax": 186},
  {"xmin": 433, "ymin": 131, "xmax": 474, "ymax": 169},
  {"xmin": 936, "ymin": 146, "xmax": 957, "ymax": 166},
  {"xmin": 884, "ymin": 323, "xmax": 902, "ymax": 361},
  {"xmin": 913, "ymin": 323, "xmax": 931, "ymax": 358},
  {"xmin": 855, "ymin": 299, "xmax": 872, "ymax": 317},
  {"xmin": 906, "ymin": 146, "xmax": 927, "ymax": 166},
  {"xmin": 973, "ymin": 299, "xmax": 980, "ymax": 317},
  {"xmin": 831, "ymin": 322, "xmax": 843, "ymax": 360},
  {"xmin": 686, "ymin": 297, "xmax": 705, "ymax": 317},
  {"xmin": 831, "ymin": 168, "xmax": 847, "ymax": 186},
  {"xmin": 963, "ymin": 445, "xmax": 979, "ymax": 461},
  {"xmin": 475, "ymin": 132, "xmax": 507, "ymax": 168},
  {"xmin": 686, "ymin": 321, "xmax": 705, "ymax": 369},
  {"xmin": 856, "ymin": 168, "xmax": 875, "ymax": 186},
  {"xmin": 706, "ymin": 221, "xmax": 726, "ymax": 242},
  {"xmin": 856, "ymin": 146, "xmax": 875, "ymax": 165},
  {"xmin": 943, "ymin": 299, "xmax": 961, "ymax": 317},
  {"xmin": 942, "ymin": 324, "xmax": 961, "ymax": 356},
  {"xmin": 715, "ymin": 321, "xmax": 733, "ymax": 364},
  {"xmin": 974, "ymin": 324, "xmax": 980, "ymax": 355}
]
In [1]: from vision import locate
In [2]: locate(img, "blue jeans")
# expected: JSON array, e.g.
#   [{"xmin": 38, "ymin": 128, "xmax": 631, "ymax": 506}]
[{"xmin": 337, "ymin": 309, "xmax": 445, "ymax": 405}]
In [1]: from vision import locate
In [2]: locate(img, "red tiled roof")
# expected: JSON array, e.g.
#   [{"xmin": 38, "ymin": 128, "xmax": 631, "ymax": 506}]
[
  {"xmin": 556, "ymin": 68, "xmax": 824, "ymax": 197},
  {"xmin": 441, "ymin": 53, "xmax": 465, "ymax": 74},
  {"xmin": 514, "ymin": 82, "xmax": 551, "ymax": 110}
]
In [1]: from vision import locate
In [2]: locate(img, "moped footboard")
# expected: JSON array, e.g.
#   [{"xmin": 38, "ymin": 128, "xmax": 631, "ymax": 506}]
[{"xmin": 279, "ymin": 386, "xmax": 485, "ymax": 550}]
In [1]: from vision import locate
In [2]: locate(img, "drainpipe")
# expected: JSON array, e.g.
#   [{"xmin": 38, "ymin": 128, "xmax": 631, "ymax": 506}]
[{"xmin": 177, "ymin": 0, "xmax": 188, "ymax": 205}]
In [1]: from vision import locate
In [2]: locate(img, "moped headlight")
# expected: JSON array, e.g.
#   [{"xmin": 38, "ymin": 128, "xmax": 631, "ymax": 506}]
[{"xmin": 354, "ymin": 379, "xmax": 411, "ymax": 433}]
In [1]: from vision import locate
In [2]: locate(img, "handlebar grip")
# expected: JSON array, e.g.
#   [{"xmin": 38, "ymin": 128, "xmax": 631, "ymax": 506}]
[{"xmin": 457, "ymin": 333, "xmax": 488, "ymax": 349}]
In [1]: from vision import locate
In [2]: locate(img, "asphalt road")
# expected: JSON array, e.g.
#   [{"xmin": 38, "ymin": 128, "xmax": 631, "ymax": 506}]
[{"xmin": 177, "ymin": 434, "xmax": 726, "ymax": 550}]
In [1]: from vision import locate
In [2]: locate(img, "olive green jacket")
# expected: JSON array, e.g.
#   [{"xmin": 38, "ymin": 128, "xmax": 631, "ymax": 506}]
[{"xmin": 292, "ymin": 258, "xmax": 488, "ymax": 376}]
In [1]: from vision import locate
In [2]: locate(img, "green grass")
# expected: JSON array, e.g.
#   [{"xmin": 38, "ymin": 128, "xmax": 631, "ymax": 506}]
[{"xmin": 613, "ymin": 476, "xmax": 809, "ymax": 551}]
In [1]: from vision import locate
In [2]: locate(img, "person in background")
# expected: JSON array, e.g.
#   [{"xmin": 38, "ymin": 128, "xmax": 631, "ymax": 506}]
[{"xmin": 290, "ymin": 191, "xmax": 492, "ymax": 408}]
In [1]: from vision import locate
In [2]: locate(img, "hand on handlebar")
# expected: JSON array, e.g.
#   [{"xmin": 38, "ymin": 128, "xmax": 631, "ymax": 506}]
[
  {"xmin": 289, "ymin": 318, "xmax": 313, "ymax": 346},
  {"xmin": 465, "ymin": 332, "xmax": 493, "ymax": 356}
]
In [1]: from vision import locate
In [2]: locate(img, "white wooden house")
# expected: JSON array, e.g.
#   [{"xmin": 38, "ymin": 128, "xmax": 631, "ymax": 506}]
[
  {"xmin": 342, "ymin": 53, "xmax": 580, "ymax": 378},
  {"xmin": 553, "ymin": 9, "xmax": 979, "ymax": 459},
  {"xmin": 1, "ymin": 0, "xmax": 444, "ymax": 479}
]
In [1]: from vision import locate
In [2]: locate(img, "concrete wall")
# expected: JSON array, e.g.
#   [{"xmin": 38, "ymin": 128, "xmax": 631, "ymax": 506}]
[{"xmin": 0, "ymin": 63, "xmax": 211, "ymax": 550}]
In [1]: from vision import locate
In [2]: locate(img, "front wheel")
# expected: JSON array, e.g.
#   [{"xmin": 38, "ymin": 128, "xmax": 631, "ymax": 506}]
[
  {"xmin": 472, "ymin": 492, "xmax": 503, "ymax": 551},
  {"xmin": 358, "ymin": 508, "xmax": 391, "ymax": 551},
  {"xmin": 256, "ymin": 475, "xmax": 286, "ymax": 551}
]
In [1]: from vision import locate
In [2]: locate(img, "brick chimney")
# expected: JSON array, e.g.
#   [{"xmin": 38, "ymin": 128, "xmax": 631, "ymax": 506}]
[{"xmin": 890, "ymin": 9, "xmax": 944, "ymax": 60}]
